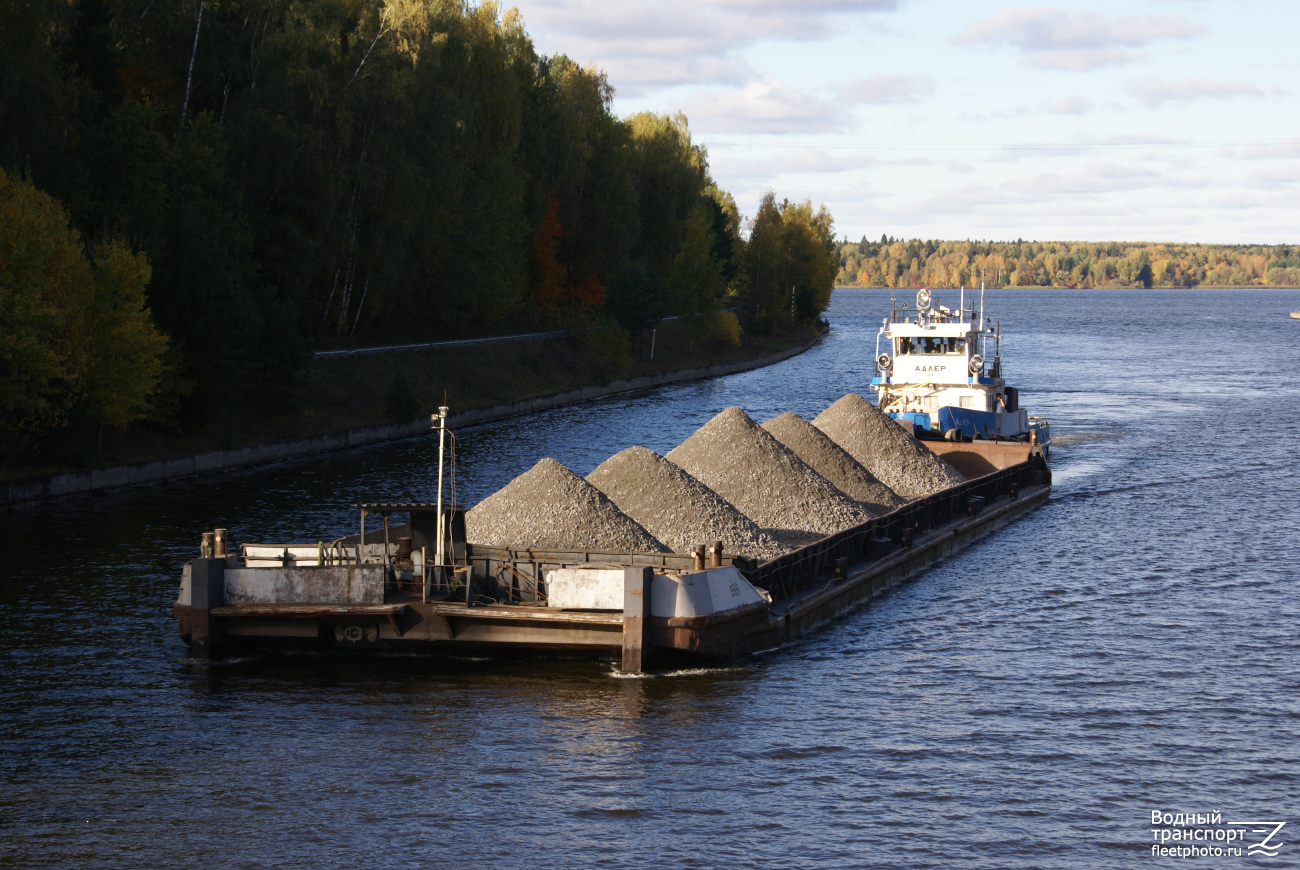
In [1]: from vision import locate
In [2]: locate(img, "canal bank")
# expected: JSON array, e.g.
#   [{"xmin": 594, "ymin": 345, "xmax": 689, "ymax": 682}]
[{"xmin": 2, "ymin": 328, "xmax": 826, "ymax": 511}]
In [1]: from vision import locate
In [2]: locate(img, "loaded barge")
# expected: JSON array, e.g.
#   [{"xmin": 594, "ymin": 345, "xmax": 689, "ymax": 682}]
[{"xmin": 175, "ymin": 292, "xmax": 1052, "ymax": 672}]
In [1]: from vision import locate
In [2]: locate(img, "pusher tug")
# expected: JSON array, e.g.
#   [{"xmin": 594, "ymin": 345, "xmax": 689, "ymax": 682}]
[{"xmin": 873, "ymin": 287, "xmax": 1049, "ymax": 451}]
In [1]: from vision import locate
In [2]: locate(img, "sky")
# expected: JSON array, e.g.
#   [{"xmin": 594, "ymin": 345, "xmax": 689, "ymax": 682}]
[{"xmin": 513, "ymin": 0, "xmax": 1299, "ymax": 244}]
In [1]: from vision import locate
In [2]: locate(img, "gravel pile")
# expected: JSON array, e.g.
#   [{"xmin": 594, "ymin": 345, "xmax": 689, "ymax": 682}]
[
  {"xmin": 466, "ymin": 457, "xmax": 668, "ymax": 553},
  {"xmin": 587, "ymin": 447, "xmax": 785, "ymax": 560},
  {"xmin": 760, "ymin": 412, "xmax": 905, "ymax": 515},
  {"xmin": 665, "ymin": 406, "xmax": 871, "ymax": 538},
  {"xmin": 812, "ymin": 393, "xmax": 965, "ymax": 498}
]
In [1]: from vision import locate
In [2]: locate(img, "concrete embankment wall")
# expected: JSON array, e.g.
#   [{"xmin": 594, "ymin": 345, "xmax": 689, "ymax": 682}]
[{"xmin": 3, "ymin": 331, "xmax": 825, "ymax": 511}]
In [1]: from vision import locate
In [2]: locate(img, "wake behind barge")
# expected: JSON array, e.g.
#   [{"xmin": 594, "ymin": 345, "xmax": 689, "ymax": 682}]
[{"xmin": 175, "ymin": 439, "xmax": 1050, "ymax": 672}]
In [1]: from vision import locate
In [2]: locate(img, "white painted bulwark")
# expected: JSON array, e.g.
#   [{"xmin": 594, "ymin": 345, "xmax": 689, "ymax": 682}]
[
  {"xmin": 223, "ymin": 565, "xmax": 386, "ymax": 605},
  {"xmin": 544, "ymin": 567, "xmax": 627, "ymax": 610},
  {"xmin": 650, "ymin": 567, "xmax": 765, "ymax": 618},
  {"xmin": 546, "ymin": 565, "xmax": 764, "ymax": 618}
]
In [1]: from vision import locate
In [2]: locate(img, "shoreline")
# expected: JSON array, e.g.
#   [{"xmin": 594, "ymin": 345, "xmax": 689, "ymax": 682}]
[{"xmin": 2, "ymin": 329, "xmax": 827, "ymax": 511}]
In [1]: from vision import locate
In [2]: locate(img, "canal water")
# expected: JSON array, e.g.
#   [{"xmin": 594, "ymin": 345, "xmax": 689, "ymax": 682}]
[{"xmin": 2, "ymin": 288, "xmax": 1299, "ymax": 868}]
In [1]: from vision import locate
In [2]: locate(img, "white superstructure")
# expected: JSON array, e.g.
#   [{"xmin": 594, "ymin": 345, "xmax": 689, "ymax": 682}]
[{"xmin": 872, "ymin": 288, "xmax": 1033, "ymax": 441}]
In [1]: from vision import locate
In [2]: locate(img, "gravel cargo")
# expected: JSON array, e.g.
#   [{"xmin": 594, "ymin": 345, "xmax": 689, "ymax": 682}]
[
  {"xmin": 466, "ymin": 457, "xmax": 668, "ymax": 553},
  {"xmin": 760, "ymin": 412, "xmax": 905, "ymax": 514},
  {"xmin": 812, "ymin": 393, "xmax": 965, "ymax": 498},
  {"xmin": 586, "ymin": 446, "xmax": 784, "ymax": 560},
  {"xmin": 665, "ymin": 406, "xmax": 871, "ymax": 538}
]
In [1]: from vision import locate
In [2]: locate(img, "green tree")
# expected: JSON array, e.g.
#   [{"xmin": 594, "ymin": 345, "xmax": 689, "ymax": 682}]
[
  {"xmin": 741, "ymin": 192, "xmax": 837, "ymax": 327},
  {"xmin": 0, "ymin": 169, "xmax": 168, "ymax": 453},
  {"xmin": 0, "ymin": 168, "xmax": 90, "ymax": 444},
  {"xmin": 83, "ymin": 239, "xmax": 169, "ymax": 440}
]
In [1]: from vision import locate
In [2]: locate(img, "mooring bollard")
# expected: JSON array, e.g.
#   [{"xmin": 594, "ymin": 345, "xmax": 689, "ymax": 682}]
[{"xmin": 707, "ymin": 540, "xmax": 724, "ymax": 568}]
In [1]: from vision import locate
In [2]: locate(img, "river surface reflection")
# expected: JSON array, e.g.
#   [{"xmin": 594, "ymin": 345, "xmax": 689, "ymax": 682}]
[{"xmin": 2, "ymin": 288, "xmax": 1299, "ymax": 868}]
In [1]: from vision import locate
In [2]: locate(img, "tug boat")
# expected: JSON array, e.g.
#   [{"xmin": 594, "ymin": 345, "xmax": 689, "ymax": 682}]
[{"xmin": 872, "ymin": 288, "xmax": 1049, "ymax": 450}]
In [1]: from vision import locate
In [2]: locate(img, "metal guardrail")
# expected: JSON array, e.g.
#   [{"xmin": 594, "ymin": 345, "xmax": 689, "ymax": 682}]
[
  {"xmin": 314, "ymin": 329, "xmax": 569, "ymax": 358},
  {"xmin": 312, "ymin": 306, "xmax": 748, "ymax": 359}
]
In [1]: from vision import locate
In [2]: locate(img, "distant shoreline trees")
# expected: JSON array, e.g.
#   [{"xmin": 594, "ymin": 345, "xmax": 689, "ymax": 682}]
[{"xmin": 838, "ymin": 237, "xmax": 1300, "ymax": 289}]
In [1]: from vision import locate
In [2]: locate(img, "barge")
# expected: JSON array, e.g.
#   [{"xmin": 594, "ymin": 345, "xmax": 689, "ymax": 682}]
[{"xmin": 175, "ymin": 438, "xmax": 1050, "ymax": 672}]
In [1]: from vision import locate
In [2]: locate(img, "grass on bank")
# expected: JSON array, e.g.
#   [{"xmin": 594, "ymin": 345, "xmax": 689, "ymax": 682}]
[{"xmin": 7, "ymin": 320, "xmax": 817, "ymax": 480}]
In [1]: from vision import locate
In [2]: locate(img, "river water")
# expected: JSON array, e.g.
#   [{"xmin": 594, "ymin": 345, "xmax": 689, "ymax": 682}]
[{"xmin": 2, "ymin": 288, "xmax": 1299, "ymax": 868}]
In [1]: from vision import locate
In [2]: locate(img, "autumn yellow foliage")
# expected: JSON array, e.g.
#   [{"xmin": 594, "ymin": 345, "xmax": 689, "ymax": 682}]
[{"xmin": 838, "ymin": 237, "xmax": 1300, "ymax": 289}]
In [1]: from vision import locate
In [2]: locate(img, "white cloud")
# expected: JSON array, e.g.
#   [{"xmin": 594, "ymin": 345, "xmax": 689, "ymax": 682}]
[
  {"xmin": 952, "ymin": 6, "xmax": 1203, "ymax": 70},
  {"xmin": 684, "ymin": 78, "xmax": 842, "ymax": 134},
  {"xmin": 709, "ymin": 148, "xmax": 874, "ymax": 181},
  {"xmin": 1233, "ymin": 141, "xmax": 1300, "ymax": 161},
  {"xmin": 520, "ymin": 0, "xmax": 898, "ymax": 96},
  {"xmin": 1129, "ymin": 76, "xmax": 1263, "ymax": 107},
  {"xmin": 1247, "ymin": 165, "xmax": 1300, "ymax": 186},
  {"xmin": 1045, "ymin": 95, "xmax": 1093, "ymax": 115},
  {"xmin": 837, "ymin": 74, "xmax": 935, "ymax": 104}
]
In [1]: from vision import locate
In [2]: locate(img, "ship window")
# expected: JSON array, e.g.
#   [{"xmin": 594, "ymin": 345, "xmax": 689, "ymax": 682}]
[
  {"xmin": 947, "ymin": 338, "xmax": 966, "ymax": 355},
  {"xmin": 897, "ymin": 337, "xmax": 915, "ymax": 355}
]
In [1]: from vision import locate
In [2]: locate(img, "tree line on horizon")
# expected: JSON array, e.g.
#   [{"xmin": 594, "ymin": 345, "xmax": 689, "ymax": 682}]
[
  {"xmin": 837, "ymin": 237, "xmax": 1300, "ymax": 290},
  {"xmin": 0, "ymin": 0, "xmax": 838, "ymax": 462}
]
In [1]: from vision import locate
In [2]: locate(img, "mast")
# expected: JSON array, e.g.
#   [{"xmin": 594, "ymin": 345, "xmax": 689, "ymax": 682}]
[{"xmin": 434, "ymin": 405, "xmax": 449, "ymax": 569}]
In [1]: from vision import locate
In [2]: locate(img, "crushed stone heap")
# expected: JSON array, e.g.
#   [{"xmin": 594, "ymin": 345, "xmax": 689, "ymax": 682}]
[
  {"xmin": 586, "ymin": 446, "xmax": 784, "ymax": 561},
  {"xmin": 665, "ymin": 406, "xmax": 871, "ymax": 539},
  {"xmin": 812, "ymin": 393, "xmax": 965, "ymax": 498},
  {"xmin": 466, "ymin": 457, "xmax": 668, "ymax": 553},
  {"xmin": 760, "ymin": 412, "xmax": 906, "ymax": 515}
]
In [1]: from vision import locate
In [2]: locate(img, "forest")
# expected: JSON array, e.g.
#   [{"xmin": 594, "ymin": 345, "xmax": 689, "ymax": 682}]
[
  {"xmin": 838, "ymin": 238, "xmax": 1300, "ymax": 290},
  {"xmin": 0, "ymin": 0, "xmax": 839, "ymax": 462}
]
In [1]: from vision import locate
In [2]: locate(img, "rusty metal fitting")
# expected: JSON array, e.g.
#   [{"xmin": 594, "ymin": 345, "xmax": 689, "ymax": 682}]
[
  {"xmin": 200, "ymin": 532, "xmax": 214, "ymax": 559},
  {"xmin": 213, "ymin": 529, "xmax": 227, "ymax": 558},
  {"xmin": 691, "ymin": 545, "xmax": 706, "ymax": 571},
  {"xmin": 707, "ymin": 540, "xmax": 724, "ymax": 568}
]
